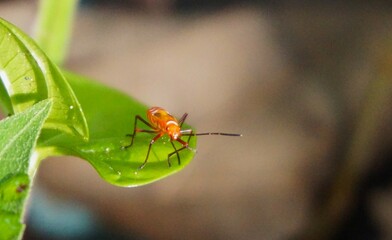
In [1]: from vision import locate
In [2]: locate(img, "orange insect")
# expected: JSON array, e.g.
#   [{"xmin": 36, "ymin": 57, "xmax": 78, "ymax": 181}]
[{"xmin": 123, "ymin": 106, "xmax": 241, "ymax": 169}]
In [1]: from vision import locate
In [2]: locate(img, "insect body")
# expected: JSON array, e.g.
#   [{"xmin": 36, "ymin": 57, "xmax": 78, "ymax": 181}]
[
  {"xmin": 123, "ymin": 107, "xmax": 241, "ymax": 169},
  {"xmin": 147, "ymin": 107, "xmax": 183, "ymax": 141}
]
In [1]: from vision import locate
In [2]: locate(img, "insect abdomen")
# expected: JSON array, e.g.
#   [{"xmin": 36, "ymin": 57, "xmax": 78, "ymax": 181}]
[{"xmin": 147, "ymin": 107, "xmax": 178, "ymax": 131}]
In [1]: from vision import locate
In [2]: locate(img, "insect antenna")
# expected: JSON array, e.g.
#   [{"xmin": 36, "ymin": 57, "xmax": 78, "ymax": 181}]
[{"xmin": 181, "ymin": 132, "xmax": 242, "ymax": 137}]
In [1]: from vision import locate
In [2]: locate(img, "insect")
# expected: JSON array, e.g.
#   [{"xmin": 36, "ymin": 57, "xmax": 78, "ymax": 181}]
[{"xmin": 123, "ymin": 106, "xmax": 241, "ymax": 169}]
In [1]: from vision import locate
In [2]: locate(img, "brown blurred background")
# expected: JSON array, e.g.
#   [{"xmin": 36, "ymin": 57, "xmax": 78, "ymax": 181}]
[{"xmin": 1, "ymin": 0, "xmax": 392, "ymax": 239}]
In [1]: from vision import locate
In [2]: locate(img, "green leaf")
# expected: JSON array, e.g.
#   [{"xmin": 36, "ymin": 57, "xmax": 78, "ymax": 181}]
[
  {"xmin": 0, "ymin": 18, "xmax": 195, "ymax": 187},
  {"xmin": 52, "ymin": 72, "xmax": 197, "ymax": 187},
  {"xmin": 0, "ymin": 17, "xmax": 88, "ymax": 142},
  {"xmin": 0, "ymin": 174, "xmax": 29, "ymax": 240},
  {"xmin": 0, "ymin": 99, "xmax": 52, "ymax": 240}
]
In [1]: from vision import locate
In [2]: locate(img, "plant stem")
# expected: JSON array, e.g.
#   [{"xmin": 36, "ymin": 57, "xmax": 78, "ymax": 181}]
[{"xmin": 34, "ymin": 0, "xmax": 80, "ymax": 65}]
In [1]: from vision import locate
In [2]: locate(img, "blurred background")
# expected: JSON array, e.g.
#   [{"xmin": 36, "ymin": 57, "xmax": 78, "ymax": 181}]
[{"xmin": 1, "ymin": 0, "xmax": 392, "ymax": 239}]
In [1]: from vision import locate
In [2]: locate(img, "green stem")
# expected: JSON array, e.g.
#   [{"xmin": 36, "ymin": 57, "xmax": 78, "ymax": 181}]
[{"xmin": 34, "ymin": 0, "xmax": 80, "ymax": 65}]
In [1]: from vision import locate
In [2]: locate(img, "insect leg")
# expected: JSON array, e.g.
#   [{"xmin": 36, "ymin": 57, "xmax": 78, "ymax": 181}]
[
  {"xmin": 167, "ymin": 130, "xmax": 194, "ymax": 166},
  {"xmin": 167, "ymin": 145, "xmax": 186, "ymax": 166},
  {"xmin": 123, "ymin": 115, "xmax": 156, "ymax": 149},
  {"xmin": 178, "ymin": 113, "xmax": 188, "ymax": 127},
  {"xmin": 138, "ymin": 132, "xmax": 163, "ymax": 169},
  {"xmin": 168, "ymin": 141, "xmax": 178, "ymax": 167},
  {"xmin": 179, "ymin": 129, "xmax": 193, "ymax": 146}
]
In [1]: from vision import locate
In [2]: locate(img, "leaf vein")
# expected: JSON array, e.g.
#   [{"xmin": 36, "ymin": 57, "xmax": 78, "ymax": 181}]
[{"xmin": 0, "ymin": 105, "xmax": 48, "ymax": 158}]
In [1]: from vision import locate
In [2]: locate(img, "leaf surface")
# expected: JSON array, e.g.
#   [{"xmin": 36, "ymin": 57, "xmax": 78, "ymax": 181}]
[
  {"xmin": 59, "ymin": 73, "xmax": 197, "ymax": 187},
  {"xmin": 0, "ymin": 18, "xmax": 88, "ymax": 141},
  {"xmin": 0, "ymin": 99, "xmax": 52, "ymax": 240}
]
